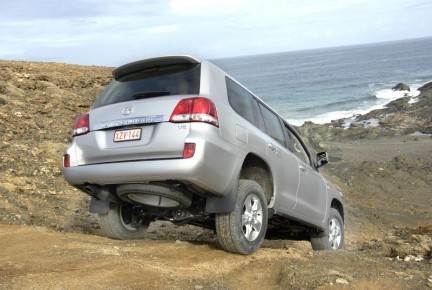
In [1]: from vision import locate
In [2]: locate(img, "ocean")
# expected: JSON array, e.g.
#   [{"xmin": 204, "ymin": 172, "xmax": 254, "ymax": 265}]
[{"xmin": 213, "ymin": 37, "xmax": 432, "ymax": 126}]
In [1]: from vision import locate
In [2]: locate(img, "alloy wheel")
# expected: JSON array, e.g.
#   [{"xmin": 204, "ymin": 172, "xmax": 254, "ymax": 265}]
[
  {"xmin": 241, "ymin": 194, "xmax": 263, "ymax": 241},
  {"xmin": 328, "ymin": 217, "xmax": 342, "ymax": 249}
]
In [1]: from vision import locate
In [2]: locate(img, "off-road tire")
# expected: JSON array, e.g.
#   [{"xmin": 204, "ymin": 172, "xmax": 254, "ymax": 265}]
[
  {"xmin": 216, "ymin": 180, "xmax": 268, "ymax": 255},
  {"xmin": 310, "ymin": 208, "xmax": 344, "ymax": 250},
  {"xmin": 99, "ymin": 202, "xmax": 148, "ymax": 240}
]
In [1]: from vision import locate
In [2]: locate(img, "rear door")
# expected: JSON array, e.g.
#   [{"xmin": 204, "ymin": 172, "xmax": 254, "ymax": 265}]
[
  {"xmin": 284, "ymin": 126, "xmax": 327, "ymax": 221},
  {"xmin": 259, "ymin": 104, "xmax": 299, "ymax": 210}
]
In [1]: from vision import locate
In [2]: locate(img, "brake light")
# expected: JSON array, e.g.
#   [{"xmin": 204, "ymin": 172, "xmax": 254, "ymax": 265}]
[
  {"xmin": 170, "ymin": 97, "xmax": 219, "ymax": 127},
  {"xmin": 72, "ymin": 113, "xmax": 90, "ymax": 136},
  {"xmin": 183, "ymin": 143, "xmax": 196, "ymax": 159},
  {"xmin": 63, "ymin": 154, "xmax": 70, "ymax": 168}
]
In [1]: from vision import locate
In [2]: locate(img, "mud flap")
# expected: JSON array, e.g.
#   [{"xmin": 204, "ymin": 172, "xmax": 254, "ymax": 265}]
[
  {"xmin": 89, "ymin": 198, "xmax": 110, "ymax": 214},
  {"xmin": 205, "ymin": 186, "xmax": 236, "ymax": 213}
]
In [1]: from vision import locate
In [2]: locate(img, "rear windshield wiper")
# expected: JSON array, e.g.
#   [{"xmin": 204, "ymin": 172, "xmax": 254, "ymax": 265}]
[{"xmin": 132, "ymin": 91, "xmax": 171, "ymax": 99}]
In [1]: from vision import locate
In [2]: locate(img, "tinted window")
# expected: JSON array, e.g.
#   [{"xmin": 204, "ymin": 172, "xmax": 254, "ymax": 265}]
[
  {"xmin": 285, "ymin": 126, "xmax": 310, "ymax": 164},
  {"xmin": 226, "ymin": 77, "xmax": 265, "ymax": 131},
  {"xmin": 93, "ymin": 63, "xmax": 201, "ymax": 108},
  {"xmin": 259, "ymin": 104, "xmax": 286, "ymax": 146}
]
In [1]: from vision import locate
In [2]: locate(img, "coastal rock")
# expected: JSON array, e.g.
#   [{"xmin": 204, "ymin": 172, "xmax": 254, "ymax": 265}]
[
  {"xmin": 297, "ymin": 121, "xmax": 340, "ymax": 150},
  {"xmin": 418, "ymin": 81, "xmax": 432, "ymax": 96},
  {"xmin": 297, "ymin": 79, "xmax": 432, "ymax": 147},
  {"xmin": 298, "ymin": 119, "xmax": 391, "ymax": 148},
  {"xmin": 392, "ymin": 83, "xmax": 410, "ymax": 91}
]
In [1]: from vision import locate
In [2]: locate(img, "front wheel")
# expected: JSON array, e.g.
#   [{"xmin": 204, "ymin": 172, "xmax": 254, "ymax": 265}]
[
  {"xmin": 216, "ymin": 180, "xmax": 268, "ymax": 255},
  {"xmin": 99, "ymin": 202, "xmax": 149, "ymax": 240},
  {"xmin": 310, "ymin": 208, "xmax": 344, "ymax": 250}
]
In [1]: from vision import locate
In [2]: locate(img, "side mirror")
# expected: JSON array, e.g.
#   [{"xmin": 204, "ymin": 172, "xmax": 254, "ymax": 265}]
[{"xmin": 316, "ymin": 152, "xmax": 329, "ymax": 168}]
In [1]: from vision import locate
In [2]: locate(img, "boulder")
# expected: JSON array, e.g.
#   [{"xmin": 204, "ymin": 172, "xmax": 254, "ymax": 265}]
[
  {"xmin": 392, "ymin": 82, "xmax": 410, "ymax": 91},
  {"xmin": 0, "ymin": 97, "xmax": 6, "ymax": 106}
]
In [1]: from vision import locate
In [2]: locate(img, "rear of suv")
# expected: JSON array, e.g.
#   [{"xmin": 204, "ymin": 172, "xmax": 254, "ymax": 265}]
[{"xmin": 63, "ymin": 55, "xmax": 344, "ymax": 254}]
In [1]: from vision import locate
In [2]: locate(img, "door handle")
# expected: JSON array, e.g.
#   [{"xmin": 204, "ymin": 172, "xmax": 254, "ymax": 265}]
[
  {"xmin": 299, "ymin": 165, "xmax": 307, "ymax": 173},
  {"xmin": 267, "ymin": 143, "xmax": 277, "ymax": 154}
]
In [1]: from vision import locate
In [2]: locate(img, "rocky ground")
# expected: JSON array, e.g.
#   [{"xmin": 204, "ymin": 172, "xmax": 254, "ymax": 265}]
[{"xmin": 0, "ymin": 60, "xmax": 431, "ymax": 289}]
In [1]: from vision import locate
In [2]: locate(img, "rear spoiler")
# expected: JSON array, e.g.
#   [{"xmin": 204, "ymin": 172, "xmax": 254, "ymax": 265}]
[{"xmin": 113, "ymin": 55, "xmax": 200, "ymax": 80}]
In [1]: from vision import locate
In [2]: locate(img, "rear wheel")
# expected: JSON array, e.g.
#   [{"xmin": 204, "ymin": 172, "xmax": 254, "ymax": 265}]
[
  {"xmin": 99, "ymin": 202, "xmax": 149, "ymax": 240},
  {"xmin": 310, "ymin": 208, "xmax": 344, "ymax": 250},
  {"xmin": 216, "ymin": 180, "xmax": 268, "ymax": 255}
]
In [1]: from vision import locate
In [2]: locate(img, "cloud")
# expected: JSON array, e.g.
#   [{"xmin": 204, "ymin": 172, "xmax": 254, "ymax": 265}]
[
  {"xmin": 0, "ymin": 0, "xmax": 431, "ymax": 65},
  {"xmin": 146, "ymin": 24, "xmax": 179, "ymax": 34},
  {"xmin": 169, "ymin": 0, "xmax": 242, "ymax": 15},
  {"xmin": 1, "ymin": 0, "xmax": 105, "ymax": 19}
]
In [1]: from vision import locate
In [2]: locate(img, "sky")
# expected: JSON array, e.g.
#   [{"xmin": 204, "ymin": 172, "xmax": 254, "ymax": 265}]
[{"xmin": 1, "ymin": 0, "xmax": 431, "ymax": 66}]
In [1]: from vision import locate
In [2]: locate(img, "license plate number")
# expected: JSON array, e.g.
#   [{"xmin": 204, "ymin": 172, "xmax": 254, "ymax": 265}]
[{"xmin": 114, "ymin": 128, "xmax": 142, "ymax": 142}]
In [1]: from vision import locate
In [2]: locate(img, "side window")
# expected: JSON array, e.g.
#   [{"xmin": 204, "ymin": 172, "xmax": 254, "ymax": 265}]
[
  {"xmin": 226, "ymin": 77, "xmax": 265, "ymax": 131},
  {"xmin": 285, "ymin": 126, "xmax": 310, "ymax": 164},
  {"xmin": 250, "ymin": 98, "xmax": 266, "ymax": 131},
  {"xmin": 259, "ymin": 104, "xmax": 286, "ymax": 147}
]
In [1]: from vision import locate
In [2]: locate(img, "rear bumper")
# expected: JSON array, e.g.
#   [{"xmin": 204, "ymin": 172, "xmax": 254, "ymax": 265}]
[{"xmin": 64, "ymin": 138, "xmax": 243, "ymax": 197}]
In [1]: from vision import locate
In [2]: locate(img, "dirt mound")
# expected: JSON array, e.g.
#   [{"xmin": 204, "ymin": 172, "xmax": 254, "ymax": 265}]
[{"xmin": 0, "ymin": 60, "xmax": 112, "ymax": 231}]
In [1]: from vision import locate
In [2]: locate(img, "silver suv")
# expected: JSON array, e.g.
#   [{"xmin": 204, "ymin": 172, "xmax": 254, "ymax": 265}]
[{"xmin": 63, "ymin": 55, "xmax": 344, "ymax": 254}]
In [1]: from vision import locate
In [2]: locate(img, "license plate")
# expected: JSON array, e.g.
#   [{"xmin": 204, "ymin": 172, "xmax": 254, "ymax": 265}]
[{"xmin": 114, "ymin": 128, "xmax": 142, "ymax": 142}]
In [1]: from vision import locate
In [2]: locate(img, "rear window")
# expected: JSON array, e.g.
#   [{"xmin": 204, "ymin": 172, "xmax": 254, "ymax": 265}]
[{"xmin": 93, "ymin": 63, "xmax": 201, "ymax": 108}]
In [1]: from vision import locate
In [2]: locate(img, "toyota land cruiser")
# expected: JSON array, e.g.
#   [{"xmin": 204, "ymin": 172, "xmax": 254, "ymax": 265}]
[{"xmin": 63, "ymin": 55, "xmax": 344, "ymax": 254}]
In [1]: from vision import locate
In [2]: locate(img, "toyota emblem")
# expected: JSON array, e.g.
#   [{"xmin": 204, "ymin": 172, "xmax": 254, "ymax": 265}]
[{"xmin": 121, "ymin": 107, "xmax": 133, "ymax": 115}]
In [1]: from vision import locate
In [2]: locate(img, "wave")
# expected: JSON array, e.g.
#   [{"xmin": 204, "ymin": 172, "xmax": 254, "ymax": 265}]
[
  {"xmin": 374, "ymin": 88, "xmax": 419, "ymax": 100},
  {"xmin": 295, "ymin": 94, "xmax": 376, "ymax": 114},
  {"xmin": 287, "ymin": 102, "xmax": 387, "ymax": 126},
  {"xmin": 293, "ymin": 83, "xmax": 421, "ymax": 115},
  {"xmin": 287, "ymin": 83, "xmax": 423, "ymax": 126}
]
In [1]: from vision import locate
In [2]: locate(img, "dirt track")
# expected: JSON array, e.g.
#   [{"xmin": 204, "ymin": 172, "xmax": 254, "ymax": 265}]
[
  {"xmin": 1, "ymin": 222, "xmax": 430, "ymax": 290},
  {"xmin": 0, "ymin": 60, "xmax": 431, "ymax": 289},
  {"xmin": 1, "ymin": 224, "xmax": 313, "ymax": 289}
]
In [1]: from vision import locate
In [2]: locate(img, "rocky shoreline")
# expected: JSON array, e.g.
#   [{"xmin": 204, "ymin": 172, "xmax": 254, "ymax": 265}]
[{"xmin": 298, "ymin": 81, "xmax": 432, "ymax": 150}]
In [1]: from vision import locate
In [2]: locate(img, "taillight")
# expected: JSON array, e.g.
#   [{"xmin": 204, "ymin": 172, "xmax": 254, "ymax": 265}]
[
  {"xmin": 170, "ymin": 97, "xmax": 219, "ymax": 127},
  {"xmin": 183, "ymin": 143, "xmax": 196, "ymax": 159},
  {"xmin": 72, "ymin": 113, "xmax": 90, "ymax": 136},
  {"xmin": 63, "ymin": 154, "xmax": 70, "ymax": 168}
]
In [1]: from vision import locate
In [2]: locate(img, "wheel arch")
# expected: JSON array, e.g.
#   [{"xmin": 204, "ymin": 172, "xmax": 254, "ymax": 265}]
[
  {"xmin": 330, "ymin": 198, "xmax": 344, "ymax": 223},
  {"xmin": 239, "ymin": 153, "xmax": 274, "ymax": 204},
  {"xmin": 205, "ymin": 152, "xmax": 274, "ymax": 213}
]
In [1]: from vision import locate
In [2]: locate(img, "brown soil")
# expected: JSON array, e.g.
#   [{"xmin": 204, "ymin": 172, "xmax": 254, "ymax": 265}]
[{"xmin": 0, "ymin": 60, "xmax": 431, "ymax": 289}]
